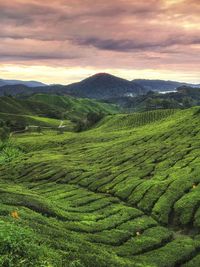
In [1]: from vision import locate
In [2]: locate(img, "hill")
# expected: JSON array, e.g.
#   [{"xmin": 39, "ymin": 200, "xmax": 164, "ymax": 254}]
[
  {"xmin": 1, "ymin": 107, "xmax": 200, "ymax": 266},
  {"xmin": 0, "ymin": 79, "xmax": 46, "ymax": 87},
  {"xmin": 30, "ymin": 93, "xmax": 119, "ymax": 120},
  {"xmin": 0, "ymin": 94, "xmax": 119, "ymax": 132},
  {"xmin": 0, "ymin": 96, "xmax": 61, "ymax": 118}
]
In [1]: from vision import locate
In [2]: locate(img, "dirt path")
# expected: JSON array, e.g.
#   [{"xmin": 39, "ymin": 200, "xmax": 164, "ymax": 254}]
[{"xmin": 58, "ymin": 120, "xmax": 64, "ymax": 128}]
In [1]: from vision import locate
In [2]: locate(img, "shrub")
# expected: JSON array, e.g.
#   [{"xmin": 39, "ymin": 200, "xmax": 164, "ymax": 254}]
[{"xmin": 0, "ymin": 220, "xmax": 61, "ymax": 267}]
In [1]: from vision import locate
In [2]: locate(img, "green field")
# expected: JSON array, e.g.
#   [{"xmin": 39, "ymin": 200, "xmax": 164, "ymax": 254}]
[{"xmin": 1, "ymin": 107, "xmax": 200, "ymax": 266}]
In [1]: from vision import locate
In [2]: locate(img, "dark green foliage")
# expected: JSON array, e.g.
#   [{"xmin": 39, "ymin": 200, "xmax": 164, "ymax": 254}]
[{"xmin": 74, "ymin": 112, "xmax": 104, "ymax": 132}]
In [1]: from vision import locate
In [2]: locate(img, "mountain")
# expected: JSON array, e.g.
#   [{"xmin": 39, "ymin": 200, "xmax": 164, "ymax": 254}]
[
  {"xmin": 0, "ymin": 73, "xmax": 147, "ymax": 99},
  {"xmin": 63, "ymin": 73, "xmax": 147, "ymax": 99},
  {"xmin": 0, "ymin": 79, "xmax": 46, "ymax": 87},
  {"xmin": 133, "ymin": 79, "xmax": 198, "ymax": 92}
]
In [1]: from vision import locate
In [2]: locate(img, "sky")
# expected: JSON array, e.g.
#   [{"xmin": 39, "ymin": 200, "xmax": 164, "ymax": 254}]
[{"xmin": 0, "ymin": 0, "xmax": 199, "ymax": 85}]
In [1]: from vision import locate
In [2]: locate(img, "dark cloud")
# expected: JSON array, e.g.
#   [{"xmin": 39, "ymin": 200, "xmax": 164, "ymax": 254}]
[
  {"xmin": 74, "ymin": 35, "xmax": 200, "ymax": 52},
  {"xmin": 0, "ymin": 53, "xmax": 78, "ymax": 61}
]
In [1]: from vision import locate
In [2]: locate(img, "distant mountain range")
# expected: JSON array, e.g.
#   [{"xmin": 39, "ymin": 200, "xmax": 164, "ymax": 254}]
[
  {"xmin": 0, "ymin": 73, "xmax": 147, "ymax": 99},
  {"xmin": 133, "ymin": 79, "xmax": 199, "ymax": 92},
  {"xmin": 0, "ymin": 79, "xmax": 46, "ymax": 88},
  {"xmin": 0, "ymin": 74, "xmax": 199, "ymax": 99}
]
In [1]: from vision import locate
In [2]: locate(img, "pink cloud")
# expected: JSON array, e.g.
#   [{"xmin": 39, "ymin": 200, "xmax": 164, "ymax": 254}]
[{"xmin": 0, "ymin": 0, "xmax": 199, "ymax": 81}]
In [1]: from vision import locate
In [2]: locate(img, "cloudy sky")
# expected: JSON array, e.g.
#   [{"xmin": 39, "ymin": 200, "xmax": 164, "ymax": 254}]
[{"xmin": 0, "ymin": 0, "xmax": 199, "ymax": 84}]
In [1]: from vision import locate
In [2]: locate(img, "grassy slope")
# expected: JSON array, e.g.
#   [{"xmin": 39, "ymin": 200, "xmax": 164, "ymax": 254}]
[
  {"xmin": 0, "ymin": 96, "xmax": 72, "ymax": 129},
  {"xmin": 0, "ymin": 96, "xmax": 60, "ymax": 116},
  {"xmin": 30, "ymin": 94, "xmax": 120, "ymax": 120},
  {"xmin": 0, "ymin": 112, "xmax": 66, "ymax": 127},
  {"xmin": 1, "ymin": 108, "xmax": 200, "ymax": 266}
]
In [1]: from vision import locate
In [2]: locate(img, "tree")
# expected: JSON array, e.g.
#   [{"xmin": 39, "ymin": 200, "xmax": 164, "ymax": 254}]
[
  {"xmin": 86, "ymin": 112, "xmax": 104, "ymax": 126},
  {"xmin": 74, "ymin": 120, "xmax": 87, "ymax": 132},
  {"xmin": 74, "ymin": 112, "xmax": 104, "ymax": 132}
]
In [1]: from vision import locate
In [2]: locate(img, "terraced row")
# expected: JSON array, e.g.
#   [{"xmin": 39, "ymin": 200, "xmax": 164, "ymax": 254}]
[
  {"xmin": 1, "ymin": 107, "xmax": 200, "ymax": 266},
  {"xmin": 1, "ymin": 180, "xmax": 200, "ymax": 267}
]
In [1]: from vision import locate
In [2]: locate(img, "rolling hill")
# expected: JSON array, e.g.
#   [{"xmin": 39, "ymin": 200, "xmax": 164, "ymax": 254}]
[
  {"xmin": 0, "ymin": 94, "xmax": 119, "ymax": 118},
  {"xmin": 0, "ymin": 96, "xmax": 61, "ymax": 118},
  {"xmin": 30, "ymin": 93, "xmax": 119, "ymax": 120},
  {"xmin": 1, "ymin": 107, "xmax": 200, "ymax": 266},
  {"xmin": 0, "ymin": 94, "xmax": 120, "ymax": 132}
]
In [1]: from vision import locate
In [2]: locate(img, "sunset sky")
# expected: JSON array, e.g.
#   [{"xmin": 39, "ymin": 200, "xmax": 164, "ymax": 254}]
[{"xmin": 0, "ymin": 0, "xmax": 199, "ymax": 84}]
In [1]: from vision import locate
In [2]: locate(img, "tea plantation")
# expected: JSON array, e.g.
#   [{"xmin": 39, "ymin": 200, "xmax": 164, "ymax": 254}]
[{"xmin": 1, "ymin": 107, "xmax": 200, "ymax": 266}]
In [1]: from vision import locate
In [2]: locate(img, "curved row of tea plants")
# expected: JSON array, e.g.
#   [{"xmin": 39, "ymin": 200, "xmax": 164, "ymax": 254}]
[{"xmin": 1, "ymin": 107, "xmax": 200, "ymax": 266}]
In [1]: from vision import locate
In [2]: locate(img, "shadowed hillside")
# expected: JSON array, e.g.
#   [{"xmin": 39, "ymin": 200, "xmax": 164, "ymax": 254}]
[{"xmin": 63, "ymin": 73, "xmax": 146, "ymax": 99}]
